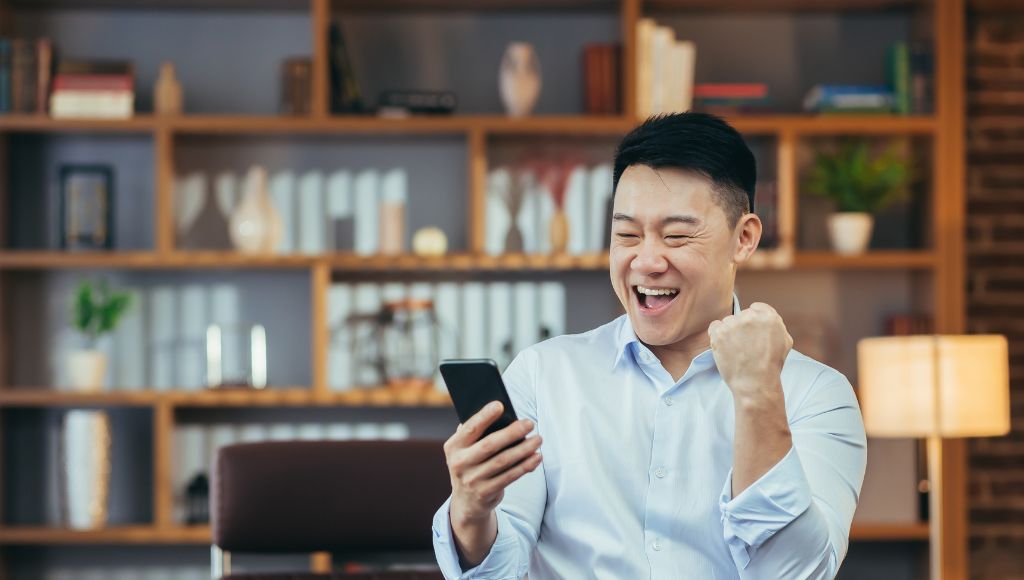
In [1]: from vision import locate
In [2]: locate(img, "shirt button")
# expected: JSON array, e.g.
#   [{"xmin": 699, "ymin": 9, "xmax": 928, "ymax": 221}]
[
  {"xmin": 663, "ymin": 397, "xmax": 674, "ymax": 406},
  {"xmin": 654, "ymin": 467, "xmax": 667, "ymax": 478},
  {"xmin": 652, "ymin": 539, "xmax": 662, "ymax": 551}
]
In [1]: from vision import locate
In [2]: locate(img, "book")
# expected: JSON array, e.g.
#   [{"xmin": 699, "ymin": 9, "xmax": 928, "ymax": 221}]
[
  {"xmin": 588, "ymin": 163, "xmax": 613, "ymax": 252},
  {"xmin": 298, "ymin": 171, "xmax": 325, "ymax": 255},
  {"xmin": 651, "ymin": 25, "xmax": 674, "ymax": 114},
  {"xmin": 674, "ymin": 40, "xmax": 696, "ymax": 112},
  {"xmin": 0, "ymin": 38, "xmax": 10, "ymax": 113},
  {"xmin": 378, "ymin": 168, "xmax": 408, "ymax": 255},
  {"xmin": 488, "ymin": 282, "xmax": 514, "ymax": 368},
  {"xmin": 35, "ymin": 38, "xmax": 52, "ymax": 113},
  {"xmin": 695, "ymin": 83, "xmax": 768, "ymax": 99},
  {"xmin": 328, "ymin": 20, "xmax": 363, "ymax": 113},
  {"xmin": 11, "ymin": 38, "xmax": 35, "ymax": 113},
  {"xmin": 50, "ymin": 90, "xmax": 134, "ymax": 119},
  {"xmin": 269, "ymin": 171, "xmax": 296, "ymax": 254},
  {"xmin": 460, "ymin": 283, "xmax": 488, "ymax": 359},
  {"xmin": 635, "ymin": 18, "xmax": 656, "ymax": 118},
  {"xmin": 803, "ymin": 85, "xmax": 893, "ymax": 112},
  {"xmin": 326, "ymin": 169, "xmax": 354, "ymax": 251},
  {"xmin": 57, "ymin": 59, "xmax": 133, "ymax": 76},
  {"xmin": 889, "ymin": 42, "xmax": 911, "ymax": 115},
  {"xmin": 538, "ymin": 282, "xmax": 566, "ymax": 341},
  {"xmin": 583, "ymin": 45, "xmax": 603, "ymax": 114},
  {"xmin": 353, "ymin": 169, "xmax": 379, "ymax": 255},
  {"xmin": 564, "ymin": 165, "xmax": 588, "ymax": 255},
  {"xmin": 328, "ymin": 284, "xmax": 353, "ymax": 390}
]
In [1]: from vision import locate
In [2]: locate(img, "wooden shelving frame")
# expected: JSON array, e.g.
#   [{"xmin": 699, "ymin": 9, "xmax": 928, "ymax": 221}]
[{"xmin": 0, "ymin": 0, "xmax": 966, "ymax": 572}]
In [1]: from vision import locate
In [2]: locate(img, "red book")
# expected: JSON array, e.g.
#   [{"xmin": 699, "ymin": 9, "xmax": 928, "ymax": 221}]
[
  {"xmin": 36, "ymin": 38, "xmax": 52, "ymax": 113},
  {"xmin": 583, "ymin": 45, "xmax": 603, "ymax": 114},
  {"xmin": 694, "ymin": 83, "xmax": 768, "ymax": 99},
  {"xmin": 52, "ymin": 74, "xmax": 133, "ymax": 92},
  {"xmin": 602, "ymin": 44, "xmax": 618, "ymax": 114}
]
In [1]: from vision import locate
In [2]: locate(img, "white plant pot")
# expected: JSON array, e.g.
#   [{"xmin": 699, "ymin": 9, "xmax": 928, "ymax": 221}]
[
  {"xmin": 499, "ymin": 42, "xmax": 541, "ymax": 118},
  {"xmin": 67, "ymin": 350, "xmax": 108, "ymax": 392},
  {"xmin": 827, "ymin": 212, "xmax": 874, "ymax": 255}
]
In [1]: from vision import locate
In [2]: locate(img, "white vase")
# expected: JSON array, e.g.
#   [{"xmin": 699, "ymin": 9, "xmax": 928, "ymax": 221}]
[
  {"xmin": 827, "ymin": 212, "xmax": 874, "ymax": 255},
  {"xmin": 62, "ymin": 409, "xmax": 111, "ymax": 529},
  {"xmin": 67, "ymin": 349, "xmax": 107, "ymax": 392},
  {"xmin": 229, "ymin": 166, "xmax": 283, "ymax": 253},
  {"xmin": 499, "ymin": 42, "xmax": 541, "ymax": 118}
]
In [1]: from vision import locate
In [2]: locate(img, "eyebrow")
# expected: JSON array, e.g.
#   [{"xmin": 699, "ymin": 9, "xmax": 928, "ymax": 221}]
[{"xmin": 612, "ymin": 213, "xmax": 703, "ymax": 227}]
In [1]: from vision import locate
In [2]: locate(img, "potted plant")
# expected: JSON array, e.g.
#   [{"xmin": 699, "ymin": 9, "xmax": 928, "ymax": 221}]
[
  {"xmin": 803, "ymin": 139, "xmax": 912, "ymax": 255},
  {"xmin": 67, "ymin": 279, "xmax": 132, "ymax": 392}
]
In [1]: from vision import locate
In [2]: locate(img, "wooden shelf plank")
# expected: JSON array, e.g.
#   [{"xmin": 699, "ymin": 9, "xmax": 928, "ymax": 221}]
[
  {"xmin": 0, "ymin": 114, "xmax": 157, "ymax": 133},
  {"xmin": 10, "ymin": 0, "xmax": 616, "ymax": 10},
  {"xmin": 791, "ymin": 251, "xmax": 938, "ymax": 269},
  {"xmin": 0, "ymin": 522, "xmax": 927, "ymax": 545},
  {"xmin": 849, "ymin": 522, "xmax": 930, "ymax": 541},
  {"xmin": 0, "ymin": 525, "xmax": 211, "ymax": 544},
  {"xmin": 646, "ymin": 0, "xmax": 922, "ymax": 11},
  {"xmin": 0, "ymin": 114, "xmax": 937, "ymax": 137},
  {"xmin": 0, "ymin": 387, "xmax": 453, "ymax": 408},
  {"xmin": 729, "ymin": 115, "xmax": 938, "ymax": 135},
  {"xmin": 0, "ymin": 250, "xmax": 938, "ymax": 271}
]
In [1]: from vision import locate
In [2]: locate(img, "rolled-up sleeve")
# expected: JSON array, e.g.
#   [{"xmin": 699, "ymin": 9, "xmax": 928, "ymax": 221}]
[
  {"xmin": 431, "ymin": 348, "xmax": 547, "ymax": 579},
  {"xmin": 719, "ymin": 372, "xmax": 867, "ymax": 579}
]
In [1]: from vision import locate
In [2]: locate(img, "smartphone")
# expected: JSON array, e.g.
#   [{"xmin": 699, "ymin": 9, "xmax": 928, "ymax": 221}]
[{"xmin": 439, "ymin": 358, "xmax": 519, "ymax": 439}]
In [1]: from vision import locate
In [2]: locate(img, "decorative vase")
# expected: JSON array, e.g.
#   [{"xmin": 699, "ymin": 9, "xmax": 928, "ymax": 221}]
[
  {"xmin": 499, "ymin": 42, "xmax": 541, "ymax": 117},
  {"xmin": 154, "ymin": 61, "xmax": 183, "ymax": 115},
  {"xmin": 67, "ymin": 349, "xmax": 107, "ymax": 392},
  {"xmin": 549, "ymin": 209, "xmax": 569, "ymax": 254},
  {"xmin": 827, "ymin": 212, "xmax": 874, "ymax": 255},
  {"xmin": 229, "ymin": 166, "xmax": 283, "ymax": 254},
  {"xmin": 62, "ymin": 409, "xmax": 111, "ymax": 529}
]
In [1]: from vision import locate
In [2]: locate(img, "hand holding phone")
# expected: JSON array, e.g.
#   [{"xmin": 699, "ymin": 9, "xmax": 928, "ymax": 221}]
[{"xmin": 439, "ymin": 359, "xmax": 544, "ymax": 551}]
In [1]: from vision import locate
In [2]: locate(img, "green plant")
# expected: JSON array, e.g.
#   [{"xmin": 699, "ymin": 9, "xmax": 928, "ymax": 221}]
[
  {"xmin": 71, "ymin": 279, "xmax": 133, "ymax": 346},
  {"xmin": 804, "ymin": 139, "xmax": 912, "ymax": 214}
]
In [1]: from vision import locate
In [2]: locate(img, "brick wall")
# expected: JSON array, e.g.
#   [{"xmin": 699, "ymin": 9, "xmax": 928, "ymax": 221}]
[{"xmin": 966, "ymin": 7, "xmax": 1024, "ymax": 580}]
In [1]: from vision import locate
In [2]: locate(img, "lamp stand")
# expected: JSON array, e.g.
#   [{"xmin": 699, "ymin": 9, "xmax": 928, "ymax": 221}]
[{"xmin": 927, "ymin": 435, "xmax": 944, "ymax": 580}]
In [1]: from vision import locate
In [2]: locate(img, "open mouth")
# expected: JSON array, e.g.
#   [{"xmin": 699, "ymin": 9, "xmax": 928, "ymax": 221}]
[{"xmin": 633, "ymin": 285, "xmax": 680, "ymax": 314}]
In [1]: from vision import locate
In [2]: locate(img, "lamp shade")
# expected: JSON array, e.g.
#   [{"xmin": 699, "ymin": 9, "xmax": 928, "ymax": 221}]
[{"xmin": 857, "ymin": 335, "xmax": 1010, "ymax": 438}]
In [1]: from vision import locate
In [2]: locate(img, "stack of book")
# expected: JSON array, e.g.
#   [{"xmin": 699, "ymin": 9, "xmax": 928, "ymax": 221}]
[
  {"xmin": 635, "ymin": 19, "xmax": 696, "ymax": 117},
  {"xmin": 805, "ymin": 42, "xmax": 933, "ymax": 115},
  {"xmin": 583, "ymin": 44, "xmax": 621, "ymax": 115},
  {"xmin": 50, "ymin": 60, "xmax": 135, "ymax": 119},
  {"xmin": 803, "ymin": 85, "xmax": 894, "ymax": 114},
  {"xmin": 0, "ymin": 37, "xmax": 53, "ymax": 114},
  {"xmin": 694, "ymin": 83, "xmax": 771, "ymax": 115}
]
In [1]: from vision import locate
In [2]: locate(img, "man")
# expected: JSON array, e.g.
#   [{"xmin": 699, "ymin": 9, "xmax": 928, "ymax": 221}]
[{"xmin": 432, "ymin": 112, "xmax": 867, "ymax": 579}]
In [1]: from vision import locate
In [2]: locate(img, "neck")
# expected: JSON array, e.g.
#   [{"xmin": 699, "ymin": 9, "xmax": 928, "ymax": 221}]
[{"xmin": 646, "ymin": 296, "xmax": 734, "ymax": 381}]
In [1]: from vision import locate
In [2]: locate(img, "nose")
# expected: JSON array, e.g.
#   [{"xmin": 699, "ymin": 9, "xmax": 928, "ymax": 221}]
[{"xmin": 630, "ymin": 238, "xmax": 668, "ymax": 275}]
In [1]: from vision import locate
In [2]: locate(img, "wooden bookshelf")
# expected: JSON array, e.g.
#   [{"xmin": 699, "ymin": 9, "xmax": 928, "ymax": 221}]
[{"xmin": 0, "ymin": 0, "xmax": 967, "ymax": 569}]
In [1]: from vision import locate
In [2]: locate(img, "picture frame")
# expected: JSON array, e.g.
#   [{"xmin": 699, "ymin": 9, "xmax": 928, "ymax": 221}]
[{"xmin": 59, "ymin": 164, "xmax": 115, "ymax": 251}]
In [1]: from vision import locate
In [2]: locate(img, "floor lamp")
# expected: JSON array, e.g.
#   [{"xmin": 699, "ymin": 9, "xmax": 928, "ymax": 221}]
[{"xmin": 858, "ymin": 335, "xmax": 1010, "ymax": 580}]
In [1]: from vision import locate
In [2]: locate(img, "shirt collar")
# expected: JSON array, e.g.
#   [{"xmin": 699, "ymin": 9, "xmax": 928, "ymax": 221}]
[{"xmin": 612, "ymin": 292, "xmax": 741, "ymax": 370}]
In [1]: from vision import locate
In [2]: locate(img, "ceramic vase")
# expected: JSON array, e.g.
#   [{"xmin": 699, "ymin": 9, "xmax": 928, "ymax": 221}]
[
  {"xmin": 499, "ymin": 42, "xmax": 541, "ymax": 117},
  {"xmin": 154, "ymin": 61, "xmax": 183, "ymax": 115},
  {"xmin": 62, "ymin": 409, "xmax": 111, "ymax": 529},
  {"xmin": 827, "ymin": 212, "xmax": 874, "ymax": 255},
  {"xmin": 229, "ymin": 166, "xmax": 283, "ymax": 254},
  {"xmin": 549, "ymin": 210, "xmax": 569, "ymax": 254}
]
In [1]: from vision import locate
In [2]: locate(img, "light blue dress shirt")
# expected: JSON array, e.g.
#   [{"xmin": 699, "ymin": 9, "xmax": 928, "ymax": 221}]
[{"xmin": 433, "ymin": 295, "xmax": 867, "ymax": 579}]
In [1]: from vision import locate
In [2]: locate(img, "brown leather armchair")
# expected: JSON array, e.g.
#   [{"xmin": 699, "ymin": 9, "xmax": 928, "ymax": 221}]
[{"xmin": 211, "ymin": 440, "xmax": 450, "ymax": 579}]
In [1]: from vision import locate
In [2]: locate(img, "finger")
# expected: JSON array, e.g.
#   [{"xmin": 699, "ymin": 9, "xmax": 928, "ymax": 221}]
[
  {"xmin": 465, "ymin": 435, "xmax": 543, "ymax": 482},
  {"xmin": 462, "ymin": 418, "xmax": 535, "ymax": 466},
  {"xmin": 477, "ymin": 453, "xmax": 544, "ymax": 498},
  {"xmin": 708, "ymin": 319, "xmax": 723, "ymax": 341},
  {"xmin": 749, "ymin": 302, "xmax": 776, "ymax": 314},
  {"xmin": 450, "ymin": 401, "xmax": 506, "ymax": 447}
]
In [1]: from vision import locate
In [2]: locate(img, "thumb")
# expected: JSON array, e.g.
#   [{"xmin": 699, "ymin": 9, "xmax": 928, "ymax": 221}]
[{"xmin": 707, "ymin": 319, "xmax": 723, "ymax": 344}]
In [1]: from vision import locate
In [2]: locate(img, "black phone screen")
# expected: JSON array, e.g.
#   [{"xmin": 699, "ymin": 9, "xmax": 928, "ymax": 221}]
[{"xmin": 439, "ymin": 358, "xmax": 519, "ymax": 438}]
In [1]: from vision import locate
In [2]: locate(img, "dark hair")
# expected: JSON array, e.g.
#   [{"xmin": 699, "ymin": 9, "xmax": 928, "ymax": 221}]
[{"xmin": 612, "ymin": 112, "xmax": 756, "ymax": 226}]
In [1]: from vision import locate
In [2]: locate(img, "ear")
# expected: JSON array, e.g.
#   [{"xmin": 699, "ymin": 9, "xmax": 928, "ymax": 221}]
[{"xmin": 732, "ymin": 213, "xmax": 762, "ymax": 264}]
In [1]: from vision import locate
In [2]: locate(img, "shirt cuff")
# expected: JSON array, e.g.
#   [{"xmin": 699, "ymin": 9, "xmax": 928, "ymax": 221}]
[
  {"xmin": 718, "ymin": 446, "xmax": 812, "ymax": 569},
  {"xmin": 431, "ymin": 496, "xmax": 525, "ymax": 580}
]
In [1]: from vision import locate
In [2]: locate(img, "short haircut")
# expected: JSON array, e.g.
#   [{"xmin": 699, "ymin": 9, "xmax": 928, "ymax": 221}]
[{"xmin": 612, "ymin": 112, "xmax": 757, "ymax": 227}]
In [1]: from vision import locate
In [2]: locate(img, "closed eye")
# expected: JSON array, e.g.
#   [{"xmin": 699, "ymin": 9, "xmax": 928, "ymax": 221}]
[
  {"xmin": 666, "ymin": 235, "xmax": 691, "ymax": 240},
  {"xmin": 616, "ymin": 233, "xmax": 639, "ymax": 239}
]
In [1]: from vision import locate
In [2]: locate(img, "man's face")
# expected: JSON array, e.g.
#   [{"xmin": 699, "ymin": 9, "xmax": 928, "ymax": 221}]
[{"xmin": 609, "ymin": 165, "xmax": 743, "ymax": 348}]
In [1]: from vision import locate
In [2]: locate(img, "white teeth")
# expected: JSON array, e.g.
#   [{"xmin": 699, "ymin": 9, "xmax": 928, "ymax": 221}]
[{"xmin": 636, "ymin": 286, "xmax": 679, "ymax": 297}]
